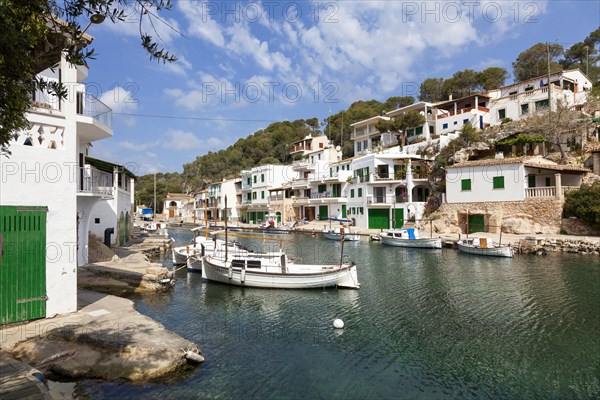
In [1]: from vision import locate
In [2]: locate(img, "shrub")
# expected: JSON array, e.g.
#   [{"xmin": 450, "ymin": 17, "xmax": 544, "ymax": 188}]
[{"xmin": 564, "ymin": 181, "xmax": 600, "ymax": 229}]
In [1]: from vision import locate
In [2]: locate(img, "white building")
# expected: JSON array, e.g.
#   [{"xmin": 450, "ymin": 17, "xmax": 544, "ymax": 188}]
[
  {"xmin": 445, "ymin": 157, "xmax": 589, "ymax": 204},
  {"xmin": 486, "ymin": 69, "xmax": 593, "ymax": 125},
  {"xmin": 205, "ymin": 178, "xmax": 241, "ymax": 223},
  {"xmin": 163, "ymin": 193, "xmax": 195, "ymax": 221},
  {"xmin": 346, "ymin": 151, "xmax": 433, "ymax": 229},
  {"xmin": 0, "ymin": 33, "xmax": 114, "ymax": 323},
  {"xmin": 86, "ymin": 157, "xmax": 136, "ymax": 247},
  {"xmin": 239, "ymin": 164, "xmax": 290, "ymax": 224}
]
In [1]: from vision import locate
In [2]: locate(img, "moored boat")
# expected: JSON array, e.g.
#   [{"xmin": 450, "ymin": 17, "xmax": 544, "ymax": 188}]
[
  {"xmin": 322, "ymin": 228, "xmax": 360, "ymax": 242},
  {"xmin": 456, "ymin": 237, "xmax": 513, "ymax": 258},
  {"xmin": 381, "ymin": 228, "xmax": 442, "ymax": 249},
  {"xmin": 202, "ymin": 252, "xmax": 360, "ymax": 289}
]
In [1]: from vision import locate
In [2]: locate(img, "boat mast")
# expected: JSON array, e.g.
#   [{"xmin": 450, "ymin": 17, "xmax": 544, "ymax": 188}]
[
  {"xmin": 204, "ymin": 199, "xmax": 209, "ymax": 240},
  {"xmin": 466, "ymin": 209, "xmax": 469, "ymax": 239},
  {"xmin": 339, "ymin": 226, "xmax": 345, "ymax": 267},
  {"xmin": 153, "ymin": 173, "xmax": 156, "ymax": 222},
  {"xmin": 224, "ymin": 196, "xmax": 228, "ymax": 263}
]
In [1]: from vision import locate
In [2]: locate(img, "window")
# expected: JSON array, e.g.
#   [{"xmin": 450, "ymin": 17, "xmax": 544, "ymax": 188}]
[
  {"xmin": 415, "ymin": 126, "xmax": 423, "ymax": 135},
  {"xmin": 498, "ymin": 108, "xmax": 506, "ymax": 120},
  {"xmin": 350, "ymin": 189, "xmax": 355, "ymax": 198},
  {"xmin": 442, "ymin": 123, "xmax": 448, "ymax": 129},
  {"xmin": 261, "ymin": 191, "xmax": 265, "ymax": 199},
  {"xmin": 429, "ymin": 126, "xmax": 434, "ymax": 134},
  {"xmin": 359, "ymin": 207, "xmax": 364, "ymax": 215},
  {"xmin": 461, "ymin": 179, "xmax": 471, "ymax": 191},
  {"xmin": 246, "ymin": 177, "xmax": 251, "ymax": 186},
  {"xmin": 363, "ymin": 140, "xmax": 368, "ymax": 150},
  {"xmin": 94, "ymin": 218, "xmax": 100, "ymax": 224},
  {"xmin": 545, "ymin": 177, "xmax": 551, "ymax": 186},
  {"xmin": 535, "ymin": 99, "xmax": 549, "ymax": 110},
  {"xmin": 493, "ymin": 176, "xmax": 505, "ymax": 189},
  {"xmin": 521, "ymin": 104, "xmax": 529, "ymax": 115},
  {"xmin": 358, "ymin": 188, "xmax": 363, "ymax": 197},
  {"xmin": 252, "ymin": 192, "xmax": 257, "ymax": 199},
  {"xmin": 454, "ymin": 121, "xmax": 458, "ymax": 125},
  {"xmin": 261, "ymin": 174, "xmax": 265, "ymax": 182},
  {"xmin": 318, "ymin": 184, "xmax": 326, "ymax": 193},
  {"xmin": 463, "ymin": 119, "xmax": 469, "ymax": 125},
  {"xmin": 330, "ymin": 168, "xmax": 333, "ymax": 177},
  {"xmin": 357, "ymin": 142, "xmax": 362, "ymax": 152},
  {"xmin": 247, "ymin": 193, "xmax": 251, "ymax": 200},
  {"xmin": 253, "ymin": 176, "xmax": 257, "ymax": 183}
]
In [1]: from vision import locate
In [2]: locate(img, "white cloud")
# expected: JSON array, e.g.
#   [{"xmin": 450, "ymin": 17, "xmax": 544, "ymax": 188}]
[
  {"xmin": 100, "ymin": 86, "xmax": 138, "ymax": 113},
  {"xmin": 160, "ymin": 55, "xmax": 193, "ymax": 77},
  {"xmin": 178, "ymin": 1, "xmax": 226, "ymax": 47},
  {"xmin": 163, "ymin": 129, "xmax": 224, "ymax": 151}
]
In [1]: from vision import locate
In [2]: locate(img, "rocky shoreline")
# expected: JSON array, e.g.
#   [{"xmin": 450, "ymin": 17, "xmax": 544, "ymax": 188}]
[{"xmin": 515, "ymin": 237, "xmax": 600, "ymax": 255}]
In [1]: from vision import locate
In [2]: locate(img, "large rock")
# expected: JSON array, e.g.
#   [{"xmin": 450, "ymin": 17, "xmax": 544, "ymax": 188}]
[{"xmin": 561, "ymin": 218, "xmax": 600, "ymax": 236}]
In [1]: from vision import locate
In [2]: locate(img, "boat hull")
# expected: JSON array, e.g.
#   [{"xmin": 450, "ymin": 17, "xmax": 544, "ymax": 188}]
[
  {"xmin": 381, "ymin": 236, "xmax": 442, "ymax": 249},
  {"xmin": 202, "ymin": 256, "xmax": 360, "ymax": 289},
  {"xmin": 457, "ymin": 242, "xmax": 513, "ymax": 258}
]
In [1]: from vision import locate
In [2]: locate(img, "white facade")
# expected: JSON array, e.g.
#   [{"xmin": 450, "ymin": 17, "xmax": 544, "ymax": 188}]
[
  {"xmin": 1, "ymin": 49, "xmax": 113, "ymax": 317},
  {"xmin": 240, "ymin": 164, "xmax": 290, "ymax": 224},
  {"xmin": 88, "ymin": 159, "xmax": 135, "ymax": 247},
  {"xmin": 446, "ymin": 157, "xmax": 588, "ymax": 204},
  {"xmin": 486, "ymin": 69, "xmax": 592, "ymax": 126}
]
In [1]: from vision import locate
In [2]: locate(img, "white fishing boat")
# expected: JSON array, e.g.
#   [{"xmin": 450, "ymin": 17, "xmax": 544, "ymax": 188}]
[
  {"xmin": 457, "ymin": 237, "xmax": 513, "ymax": 258},
  {"xmin": 202, "ymin": 251, "xmax": 360, "ymax": 289},
  {"xmin": 381, "ymin": 228, "xmax": 442, "ymax": 249},
  {"xmin": 172, "ymin": 235, "xmax": 249, "ymax": 272},
  {"xmin": 322, "ymin": 228, "xmax": 360, "ymax": 242}
]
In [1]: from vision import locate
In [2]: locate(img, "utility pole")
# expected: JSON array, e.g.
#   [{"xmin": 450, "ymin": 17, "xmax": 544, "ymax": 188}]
[
  {"xmin": 546, "ymin": 42, "xmax": 552, "ymax": 108},
  {"xmin": 153, "ymin": 173, "xmax": 156, "ymax": 221}
]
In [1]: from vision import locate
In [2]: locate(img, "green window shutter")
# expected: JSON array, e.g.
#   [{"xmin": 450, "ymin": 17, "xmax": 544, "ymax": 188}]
[
  {"xmin": 358, "ymin": 188, "xmax": 363, "ymax": 197},
  {"xmin": 493, "ymin": 176, "xmax": 505, "ymax": 189},
  {"xmin": 253, "ymin": 176, "xmax": 257, "ymax": 183},
  {"xmin": 261, "ymin": 174, "xmax": 265, "ymax": 182},
  {"xmin": 351, "ymin": 189, "xmax": 354, "ymax": 198},
  {"xmin": 261, "ymin": 191, "xmax": 265, "ymax": 199},
  {"xmin": 461, "ymin": 179, "xmax": 471, "ymax": 191},
  {"xmin": 330, "ymin": 168, "xmax": 332, "ymax": 177}
]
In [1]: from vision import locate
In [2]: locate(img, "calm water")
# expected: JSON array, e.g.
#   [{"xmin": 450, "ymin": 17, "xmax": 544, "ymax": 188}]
[{"xmin": 67, "ymin": 229, "xmax": 599, "ymax": 399}]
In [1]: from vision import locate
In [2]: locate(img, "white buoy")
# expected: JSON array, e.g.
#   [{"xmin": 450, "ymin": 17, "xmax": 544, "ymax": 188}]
[{"xmin": 333, "ymin": 319, "xmax": 344, "ymax": 329}]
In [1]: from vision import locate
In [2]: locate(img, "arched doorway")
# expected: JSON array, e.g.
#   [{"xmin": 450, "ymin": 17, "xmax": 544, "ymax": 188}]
[
  {"xmin": 169, "ymin": 201, "xmax": 177, "ymax": 218},
  {"xmin": 395, "ymin": 186, "xmax": 407, "ymax": 203}
]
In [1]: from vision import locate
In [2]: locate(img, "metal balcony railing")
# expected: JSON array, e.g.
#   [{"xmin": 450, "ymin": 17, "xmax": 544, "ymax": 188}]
[{"xmin": 78, "ymin": 166, "xmax": 113, "ymax": 196}]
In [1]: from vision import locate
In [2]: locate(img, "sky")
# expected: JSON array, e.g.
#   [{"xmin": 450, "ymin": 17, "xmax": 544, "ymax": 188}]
[{"xmin": 81, "ymin": 0, "xmax": 600, "ymax": 175}]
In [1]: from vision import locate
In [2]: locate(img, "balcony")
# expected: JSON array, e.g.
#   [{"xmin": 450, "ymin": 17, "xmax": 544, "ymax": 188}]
[
  {"xmin": 76, "ymin": 92, "xmax": 112, "ymax": 142},
  {"xmin": 290, "ymin": 145, "xmax": 311, "ymax": 153},
  {"xmin": 436, "ymin": 106, "xmax": 489, "ymax": 119},
  {"xmin": 525, "ymin": 186, "xmax": 579, "ymax": 198},
  {"xmin": 77, "ymin": 166, "xmax": 113, "ymax": 197}
]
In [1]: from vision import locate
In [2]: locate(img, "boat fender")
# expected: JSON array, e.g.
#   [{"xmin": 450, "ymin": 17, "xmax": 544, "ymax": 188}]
[
  {"xmin": 333, "ymin": 319, "xmax": 344, "ymax": 329},
  {"xmin": 241, "ymin": 267, "xmax": 246, "ymax": 283},
  {"xmin": 185, "ymin": 351, "xmax": 205, "ymax": 363},
  {"xmin": 228, "ymin": 265, "xmax": 233, "ymax": 279}
]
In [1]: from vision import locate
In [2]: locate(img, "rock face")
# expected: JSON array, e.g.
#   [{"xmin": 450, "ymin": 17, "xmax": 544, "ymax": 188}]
[
  {"xmin": 8, "ymin": 293, "xmax": 202, "ymax": 382},
  {"xmin": 561, "ymin": 218, "xmax": 600, "ymax": 236},
  {"xmin": 517, "ymin": 237, "xmax": 600, "ymax": 255}
]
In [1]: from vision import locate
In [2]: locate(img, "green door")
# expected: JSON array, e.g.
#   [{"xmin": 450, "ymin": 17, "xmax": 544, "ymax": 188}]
[
  {"xmin": 0, "ymin": 206, "xmax": 47, "ymax": 325},
  {"xmin": 468, "ymin": 214, "xmax": 485, "ymax": 234},
  {"xmin": 341, "ymin": 205, "xmax": 347, "ymax": 218},
  {"xmin": 392, "ymin": 208, "xmax": 404, "ymax": 228},
  {"xmin": 368, "ymin": 208, "xmax": 390, "ymax": 229},
  {"xmin": 528, "ymin": 174, "xmax": 536, "ymax": 188},
  {"xmin": 319, "ymin": 205, "xmax": 328, "ymax": 220}
]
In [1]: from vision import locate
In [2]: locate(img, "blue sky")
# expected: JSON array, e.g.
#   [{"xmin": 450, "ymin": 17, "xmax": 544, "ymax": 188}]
[{"xmin": 83, "ymin": 0, "xmax": 600, "ymax": 175}]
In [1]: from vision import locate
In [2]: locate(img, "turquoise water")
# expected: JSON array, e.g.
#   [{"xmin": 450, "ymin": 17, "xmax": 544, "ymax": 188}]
[{"xmin": 72, "ymin": 229, "xmax": 599, "ymax": 399}]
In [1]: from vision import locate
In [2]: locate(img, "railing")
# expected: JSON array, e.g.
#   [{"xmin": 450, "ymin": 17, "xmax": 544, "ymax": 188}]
[
  {"xmin": 76, "ymin": 92, "xmax": 112, "ymax": 129},
  {"xmin": 290, "ymin": 145, "xmax": 310, "ymax": 153},
  {"xmin": 525, "ymin": 187, "xmax": 556, "ymax": 198},
  {"xmin": 242, "ymin": 199, "xmax": 252, "ymax": 205},
  {"xmin": 436, "ymin": 106, "xmax": 489, "ymax": 119},
  {"xmin": 269, "ymin": 195, "xmax": 285, "ymax": 201},
  {"xmin": 78, "ymin": 166, "xmax": 113, "ymax": 196}
]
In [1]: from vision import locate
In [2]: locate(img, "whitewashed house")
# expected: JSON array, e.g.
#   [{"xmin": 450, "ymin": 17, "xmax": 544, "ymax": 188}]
[
  {"xmin": 163, "ymin": 193, "xmax": 195, "ymax": 221},
  {"xmin": 205, "ymin": 178, "xmax": 241, "ymax": 223},
  {"xmin": 239, "ymin": 164, "xmax": 290, "ymax": 224},
  {"xmin": 0, "ymin": 32, "xmax": 115, "ymax": 323},
  {"xmin": 486, "ymin": 69, "xmax": 593, "ymax": 125},
  {"xmin": 444, "ymin": 157, "xmax": 589, "ymax": 233},
  {"xmin": 87, "ymin": 157, "xmax": 136, "ymax": 247}
]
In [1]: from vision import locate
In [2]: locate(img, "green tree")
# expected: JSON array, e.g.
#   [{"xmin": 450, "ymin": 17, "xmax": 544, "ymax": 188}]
[
  {"xmin": 459, "ymin": 123, "xmax": 480, "ymax": 146},
  {"xmin": 0, "ymin": 0, "xmax": 177, "ymax": 154},
  {"xmin": 564, "ymin": 182, "xmax": 600, "ymax": 229},
  {"xmin": 513, "ymin": 42, "xmax": 564, "ymax": 81},
  {"xmin": 419, "ymin": 78, "xmax": 444, "ymax": 102},
  {"xmin": 376, "ymin": 111, "xmax": 425, "ymax": 147},
  {"xmin": 477, "ymin": 67, "xmax": 508, "ymax": 90},
  {"xmin": 382, "ymin": 96, "xmax": 414, "ymax": 112},
  {"xmin": 561, "ymin": 28, "xmax": 600, "ymax": 84}
]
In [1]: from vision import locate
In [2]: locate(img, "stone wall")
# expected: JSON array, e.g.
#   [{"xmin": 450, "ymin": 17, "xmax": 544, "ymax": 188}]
[
  {"xmin": 429, "ymin": 198, "xmax": 564, "ymax": 234},
  {"xmin": 517, "ymin": 237, "xmax": 600, "ymax": 255}
]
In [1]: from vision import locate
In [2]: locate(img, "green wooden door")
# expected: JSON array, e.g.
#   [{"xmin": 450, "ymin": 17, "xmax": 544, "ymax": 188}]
[
  {"xmin": 319, "ymin": 205, "xmax": 328, "ymax": 220},
  {"xmin": 468, "ymin": 214, "xmax": 485, "ymax": 234},
  {"xmin": 0, "ymin": 206, "xmax": 47, "ymax": 325},
  {"xmin": 392, "ymin": 208, "xmax": 404, "ymax": 228},
  {"xmin": 528, "ymin": 174, "xmax": 536, "ymax": 188},
  {"xmin": 341, "ymin": 205, "xmax": 347, "ymax": 218},
  {"xmin": 368, "ymin": 208, "xmax": 390, "ymax": 229}
]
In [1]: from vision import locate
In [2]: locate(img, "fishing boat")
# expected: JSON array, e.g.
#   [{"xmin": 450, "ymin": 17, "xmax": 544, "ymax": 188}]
[
  {"xmin": 322, "ymin": 227, "xmax": 360, "ymax": 242},
  {"xmin": 456, "ymin": 237, "xmax": 513, "ymax": 258},
  {"xmin": 381, "ymin": 228, "xmax": 442, "ymax": 249},
  {"xmin": 202, "ymin": 251, "xmax": 360, "ymax": 289}
]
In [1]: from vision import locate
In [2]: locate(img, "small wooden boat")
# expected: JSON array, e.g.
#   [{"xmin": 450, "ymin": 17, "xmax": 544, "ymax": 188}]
[
  {"xmin": 202, "ymin": 252, "xmax": 360, "ymax": 289},
  {"xmin": 457, "ymin": 237, "xmax": 513, "ymax": 258},
  {"xmin": 381, "ymin": 228, "xmax": 442, "ymax": 249},
  {"xmin": 322, "ymin": 228, "xmax": 360, "ymax": 242}
]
